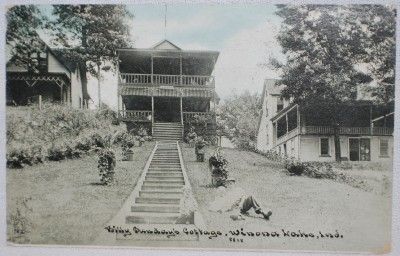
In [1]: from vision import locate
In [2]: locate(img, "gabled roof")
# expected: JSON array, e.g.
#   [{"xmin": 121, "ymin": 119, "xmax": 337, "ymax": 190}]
[
  {"xmin": 256, "ymin": 79, "xmax": 281, "ymax": 135},
  {"xmin": 152, "ymin": 39, "xmax": 181, "ymax": 50},
  {"xmin": 50, "ymin": 48, "xmax": 79, "ymax": 72}
]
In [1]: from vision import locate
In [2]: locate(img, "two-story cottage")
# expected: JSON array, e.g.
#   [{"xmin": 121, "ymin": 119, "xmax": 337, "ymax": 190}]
[
  {"xmin": 117, "ymin": 40, "xmax": 219, "ymax": 141},
  {"xmin": 6, "ymin": 42, "xmax": 90, "ymax": 109},
  {"xmin": 256, "ymin": 79, "xmax": 394, "ymax": 162}
]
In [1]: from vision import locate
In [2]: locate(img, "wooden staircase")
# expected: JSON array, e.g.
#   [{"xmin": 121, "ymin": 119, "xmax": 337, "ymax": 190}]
[
  {"xmin": 95, "ymin": 142, "xmax": 204, "ymax": 244},
  {"xmin": 126, "ymin": 142, "xmax": 184, "ymax": 224},
  {"xmin": 152, "ymin": 122, "xmax": 183, "ymax": 141}
]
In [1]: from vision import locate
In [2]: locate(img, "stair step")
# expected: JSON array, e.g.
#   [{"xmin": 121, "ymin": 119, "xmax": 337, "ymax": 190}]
[
  {"xmin": 154, "ymin": 135, "xmax": 181, "ymax": 137},
  {"xmin": 152, "ymin": 158, "xmax": 180, "ymax": 161},
  {"xmin": 145, "ymin": 176, "xmax": 184, "ymax": 181},
  {"xmin": 142, "ymin": 184, "xmax": 183, "ymax": 190},
  {"xmin": 139, "ymin": 190, "xmax": 182, "ymax": 197},
  {"xmin": 135, "ymin": 197, "xmax": 181, "ymax": 204},
  {"xmin": 151, "ymin": 159, "xmax": 180, "ymax": 162},
  {"xmin": 150, "ymin": 166, "xmax": 181, "ymax": 168},
  {"xmin": 148, "ymin": 168, "xmax": 181, "ymax": 171},
  {"xmin": 145, "ymin": 177, "xmax": 184, "ymax": 181},
  {"xmin": 131, "ymin": 203, "xmax": 180, "ymax": 213},
  {"xmin": 126, "ymin": 212, "xmax": 180, "ymax": 224},
  {"xmin": 150, "ymin": 166, "xmax": 181, "ymax": 169},
  {"xmin": 143, "ymin": 180, "xmax": 185, "ymax": 185},
  {"xmin": 153, "ymin": 129, "xmax": 182, "ymax": 132},
  {"xmin": 147, "ymin": 172, "xmax": 183, "ymax": 177}
]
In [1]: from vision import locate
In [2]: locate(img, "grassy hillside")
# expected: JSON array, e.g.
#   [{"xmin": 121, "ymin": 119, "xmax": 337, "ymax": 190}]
[{"xmin": 6, "ymin": 104, "xmax": 126, "ymax": 168}]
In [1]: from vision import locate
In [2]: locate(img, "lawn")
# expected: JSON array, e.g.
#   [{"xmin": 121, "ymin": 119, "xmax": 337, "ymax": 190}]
[
  {"xmin": 6, "ymin": 142, "xmax": 155, "ymax": 245},
  {"xmin": 181, "ymin": 144, "xmax": 392, "ymax": 253}
]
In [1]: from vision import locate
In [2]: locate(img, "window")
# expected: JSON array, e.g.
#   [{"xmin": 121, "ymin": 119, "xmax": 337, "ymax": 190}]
[
  {"xmin": 320, "ymin": 138, "xmax": 330, "ymax": 156},
  {"xmin": 287, "ymin": 108, "xmax": 298, "ymax": 132},
  {"xmin": 277, "ymin": 116, "xmax": 287, "ymax": 138},
  {"xmin": 380, "ymin": 139, "xmax": 389, "ymax": 157},
  {"xmin": 277, "ymin": 97, "xmax": 284, "ymax": 112},
  {"xmin": 349, "ymin": 138, "xmax": 370, "ymax": 161}
]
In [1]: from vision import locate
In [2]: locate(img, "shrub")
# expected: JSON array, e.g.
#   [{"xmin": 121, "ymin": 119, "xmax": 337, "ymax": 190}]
[
  {"xmin": 90, "ymin": 132, "xmax": 106, "ymax": 148},
  {"xmin": 6, "ymin": 104, "xmax": 128, "ymax": 168},
  {"xmin": 8, "ymin": 197, "xmax": 33, "ymax": 243},
  {"xmin": 120, "ymin": 132, "xmax": 135, "ymax": 160},
  {"xmin": 64, "ymin": 142, "xmax": 82, "ymax": 159},
  {"xmin": 284, "ymin": 160, "xmax": 307, "ymax": 176},
  {"xmin": 209, "ymin": 148, "xmax": 229, "ymax": 187},
  {"xmin": 284, "ymin": 160, "xmax": 335, "ymax": 179},
  {"xmin": 74, "ymin": 137, "xmax": 93, "ymax": 152},
  {"xmin": 7, "ymin": 145, "xmax": 43, "ymax": 168},
  {"xmin": 98, "ymin": 148, "xmax": 116, "ymax": 185},
  {"xmin": 253, "ymin": 148, "xmax": 285, "ymax": 162},
  {"xmin": 47, "ymin": 144, "xmax": 66, "ymax": 161}
]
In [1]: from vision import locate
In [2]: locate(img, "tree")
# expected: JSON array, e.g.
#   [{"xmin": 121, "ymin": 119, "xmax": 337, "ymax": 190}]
[
  {"xmin": 350, "ymin": 5, "xmax": 396, "ymax": 104},
  {"xmin": 51, "ymin": 5, "xmax": 133, "ymax": 107},
  {"xmin": 273, "ymin": 5, "xmax": 396, "ymax": 161},
  {"xmin": 217, "ymin": 91, "xmax": 261, "ymax": 149},
  {"xmin": 6, "ymin": 5, "xmax": 47, "ymax": 69}
]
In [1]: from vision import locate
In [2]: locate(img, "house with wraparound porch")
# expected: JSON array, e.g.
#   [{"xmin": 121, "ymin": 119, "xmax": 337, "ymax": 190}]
[{"xmin": 256, "ymin": 79, "xmax": 394, "ymax": 162}]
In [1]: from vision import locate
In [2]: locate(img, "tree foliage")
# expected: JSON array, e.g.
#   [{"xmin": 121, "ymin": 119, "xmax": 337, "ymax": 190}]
[
  {"xmin": 51, "ymin": 5, "xmax": 133, "ymax": 75},
  {"xmin": 6, "ymin": 5, "xmax": 47, "ymax": 68},
  {"xmin": 273, "ymin": 5, "xmax": 396, "ymax": 161},
  {"xmin": 274, "ymin": 4, "xmax": 396, "ymax": 105},
  {"xmin": 216, "ymin": 91, "xmax": 261, "ymax": 149}
]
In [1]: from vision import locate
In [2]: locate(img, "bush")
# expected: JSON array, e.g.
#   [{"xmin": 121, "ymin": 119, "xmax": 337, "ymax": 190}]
[
  {"xmin": 253, "ymin": 148, "xmax": 285, "ymax": 162},
  {"xmin": 74, "ymin": 136, "xmax": 93, "ymax": 152},
  {"xmin": 98, "ymin": 148, "xmax": 116, "ymax": 185},
  {"xmin": 47, "ymin": 144, "xmax": 66, "ymax": 161},
  {"xmin": 90, "ymin": 133, "xmax": 106, "ymax": 148},
  {"xmin": 284, "ymin": 160, "xmax": 334, "ymax": 179},
  {"xmin": 209, "ymin": 148, "xmax": 229, "ymax": 187},
  {"xmin": 6, "ymin": 104, "xmax": 128, "ymax": 168},
  {"xmin": 6, "ymin": 145, "xmax": 43, "ymax": 168},
  {"xmin": 284, "ymin": 160, "xmax": 307, "ymax": 176}
]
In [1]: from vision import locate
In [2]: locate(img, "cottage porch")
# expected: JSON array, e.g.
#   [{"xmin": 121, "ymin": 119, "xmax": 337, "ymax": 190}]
[{"xmin": 6, "ymin": 72, "xmax": 71, "ymax": 106}]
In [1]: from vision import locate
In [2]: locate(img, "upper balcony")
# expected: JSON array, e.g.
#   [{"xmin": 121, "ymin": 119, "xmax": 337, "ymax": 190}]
[
  {"xmin": 119, "ymin": 73, "xmax": 215, "ymax": 88},
  {"xmin": 117, "ymin": 40, "xmax": 219, "ymax": 91}
]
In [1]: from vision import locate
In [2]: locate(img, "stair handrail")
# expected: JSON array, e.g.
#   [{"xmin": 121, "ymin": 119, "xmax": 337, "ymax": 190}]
[{"xmin": 176, "ymin": 142, "xmax": 206, "ymax": 229}]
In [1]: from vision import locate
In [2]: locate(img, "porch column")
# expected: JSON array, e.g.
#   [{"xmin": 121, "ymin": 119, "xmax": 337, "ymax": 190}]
[
  {"xmin": 117, "ymin": 93, "xmax": 121, "ymax": 118},
  {"xmin": 285, "ymin": 113, "xmax": 289, "ymax": 133},
  {"xmin": 297, "ymin": 105, "xmax": 300, "ymax": 132},
  {"xmin": 369, "ymin": 105, "xmax": 373, "ymax": 135},
  {"xmin": 180, "ymin": 97, "xmax": 183, "ymax": 125},
  {"xmin": 151, "ymin": 55, "xmax": 154, "ymax": 83},
  {"xmin": 60, "ymin": 82, "xmax": 64, "ymax": 104},
  {"xmin": 151, "ymin": 96, "xmax": 154, "ymax": 134},
  {"xmin": 179, "ymin": 55, "xmax": 183, "ymax": 85}
]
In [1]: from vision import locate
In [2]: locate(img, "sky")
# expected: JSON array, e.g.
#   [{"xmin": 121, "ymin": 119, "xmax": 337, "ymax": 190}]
[{"xmin": 40, "ymin": 4, "xmax": 284, "ymax": 109}]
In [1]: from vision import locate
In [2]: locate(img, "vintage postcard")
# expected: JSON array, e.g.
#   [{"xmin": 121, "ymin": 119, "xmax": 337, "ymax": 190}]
[{"xmin": 3, "ymin": 2, "xmax": 397, "ymax": 254}]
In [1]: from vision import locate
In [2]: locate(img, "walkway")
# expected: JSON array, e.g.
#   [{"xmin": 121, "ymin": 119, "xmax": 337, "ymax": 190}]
[{"xmin": 94, "ymin": 141, "xmax": 202, "ymax": 245}]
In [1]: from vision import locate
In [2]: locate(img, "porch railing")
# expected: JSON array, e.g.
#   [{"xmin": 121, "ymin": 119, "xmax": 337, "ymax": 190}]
[
  {"xmin": 276, "ymin": 127, "xmax": 300, "ymax": 146},
  {"xmin": 183, "ymin": 111, "xmax": 212, "ymax": 122},
  {"xmin": 119, "ymin": 73, "xmax": 214, "ymax": 87},
  {"xmin": 119, "ymin": 110, "xmax": 152, "ymax": 121},
  {"xmin": 372, "ymin": 127, "xmax": 394, "ymax": 135},
  {"xmin": 300, "ymin": 126, "xmax": 393, "ymax": 135}
]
